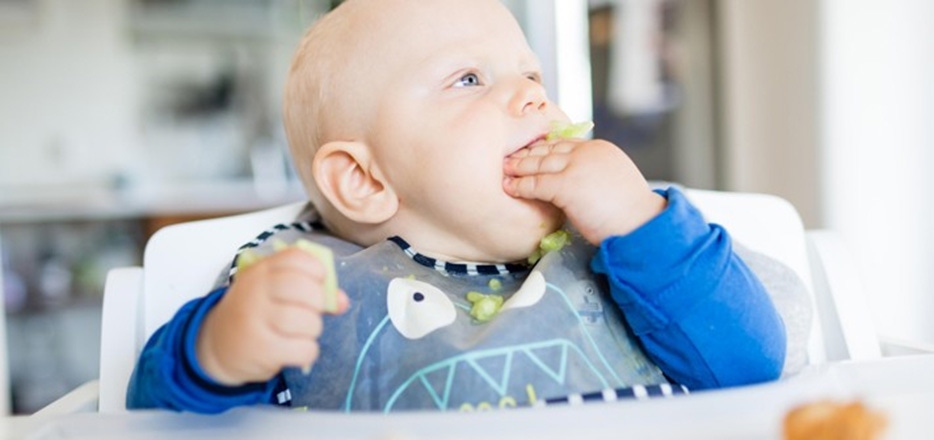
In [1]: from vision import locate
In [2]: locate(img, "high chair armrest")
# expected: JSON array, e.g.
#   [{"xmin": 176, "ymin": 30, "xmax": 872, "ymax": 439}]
[
  {"xmin": 879, "ymin": 336, "xmax": 934, "ymax": 356},
  {"xmin": 31, "ymin": 380, "xmax": 99, "ymax": 418},
  {"xmin": 805, "ymin": 230, "xmax": 881, "ymax": 361}
]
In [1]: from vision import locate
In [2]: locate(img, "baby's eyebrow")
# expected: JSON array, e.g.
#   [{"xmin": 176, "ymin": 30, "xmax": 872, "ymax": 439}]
[
  {"xmin": 518, "ymin": 53, "xmax": 543, "ymax": 74},
  {"xmin": 419, "ymin": 50, "xmax": 544, "ymax": 84},
  {"xmin": 419, "ymin": 54, "xmax": 476, "ymax": 81}
]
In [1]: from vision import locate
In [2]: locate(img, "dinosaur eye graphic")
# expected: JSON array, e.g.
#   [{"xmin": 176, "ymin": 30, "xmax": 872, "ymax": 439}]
[{"xmin": 387, "ymin": 278, "xmax": 456, "ymax": 339}]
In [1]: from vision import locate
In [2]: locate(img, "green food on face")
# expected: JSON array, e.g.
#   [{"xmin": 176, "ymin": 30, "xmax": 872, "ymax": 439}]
[
  {"xmin": 540, "ymin": 229, "xmax": 570, "ymax": 252},
  {"xmin": 546, "ymin": 120, "xmax": 595, "ymax": 141},
  {"xmin": 527, "ymin": 229, "xmax": 571, "ymax": 265},
  {"xmin": 467, "ymin": 291, "xmax": 505, "ymax": 322}
]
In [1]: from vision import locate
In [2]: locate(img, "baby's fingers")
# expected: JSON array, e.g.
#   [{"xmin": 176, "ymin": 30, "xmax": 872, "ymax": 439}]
[
  {"xmin": 275, "ymin": 338, "xmax": 321, "ymax": 372},
  {"xmin": 503, "ymin": 173, "xmax": 563, "ymax": 203},
  {"xmin": 267, "ymin": 305, "xmax": 323, "ymax": 339},
  {"xmin": 519, "ymin": 141, "xmax": 576, "ymax": 158},
  {"xmin": 503, "ymin": 152, "xmax": 570, "ymax": 177}
]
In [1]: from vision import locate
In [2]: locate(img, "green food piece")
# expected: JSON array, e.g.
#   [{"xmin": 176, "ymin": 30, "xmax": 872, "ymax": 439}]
[
  {"xmin": 546, "ymin": 120, "xmax": 595, "ymax": 141},
  {"xmin": 540, "ymin": 229, "xmax": 570, "ymax": 252},
  {"xmin": 235, "ymin": 248, "xmax": 262, "ymax": 271},
  {"xmin": 488, "ymin": 278, "xmax": 503, "ymax": 291},
  {"xmin": 272, "ymin": 238, "xmax": 289, "ymax": 252},
  {"xmin": 528, "ymin": 229, "xmax": 571, "ymax": 265},
  {"xmin": 466, "ymin": 291, "xmax": 504, "ymax": 322},
  {"xmin": 236, "ymin": 239, "xmax": 340, "ymax": 313},
  {"xmin": 293, "ymin": 239, "xmax": 340, "ymax": 313}
]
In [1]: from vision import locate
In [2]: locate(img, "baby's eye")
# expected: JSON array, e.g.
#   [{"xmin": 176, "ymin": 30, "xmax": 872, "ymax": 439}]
[{"xmin": 453, "ymin": 72, "xmax": 482, "ymax": 88}]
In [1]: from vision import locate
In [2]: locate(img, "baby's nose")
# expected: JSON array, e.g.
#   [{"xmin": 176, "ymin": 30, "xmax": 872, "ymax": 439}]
[{"xmin": 510, "ymin": 79, "xmax": 548, "ymax": 116}]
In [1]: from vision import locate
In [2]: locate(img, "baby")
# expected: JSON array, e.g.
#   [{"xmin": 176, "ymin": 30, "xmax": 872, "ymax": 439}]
[{"xmin": 127, "ymin": 0, "xmax": 810, "ymax": 413}]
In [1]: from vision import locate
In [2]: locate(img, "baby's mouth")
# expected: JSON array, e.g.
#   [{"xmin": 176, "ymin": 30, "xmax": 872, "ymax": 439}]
[{"xmin": 507, "ymin": 134, "xmax": 547, "ymax": 158}]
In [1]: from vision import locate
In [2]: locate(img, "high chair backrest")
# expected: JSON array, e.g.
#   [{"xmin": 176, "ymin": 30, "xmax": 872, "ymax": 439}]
[
  {"xmin": 683, "ymin": 189, "xmax": 824, "ymax": 362},
  {"xmin": 99, "ymin": 201, "xmax": 308, "ymax": 413},
  {"xmin": 141, "ymin": 202, "xmax": 309, "ymax": 343},
  {"xmin": 97, "ymin": 189, "xmax": 850, "ymax": 413}
]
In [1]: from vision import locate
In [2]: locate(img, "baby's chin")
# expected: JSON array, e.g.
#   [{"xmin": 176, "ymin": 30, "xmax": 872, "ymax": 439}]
[
  {"xmin": 527, "ymin": 200, "xmax": 566, "ymax": 232},
  {"xmin": 500, "ymin": 205, "xmax": 566, "ymax": 262}
]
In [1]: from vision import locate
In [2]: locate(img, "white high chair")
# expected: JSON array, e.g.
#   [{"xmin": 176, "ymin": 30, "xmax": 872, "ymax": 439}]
[{"xmin": 34, "ymin": 188, "xmax": 884, "ymax": 415}]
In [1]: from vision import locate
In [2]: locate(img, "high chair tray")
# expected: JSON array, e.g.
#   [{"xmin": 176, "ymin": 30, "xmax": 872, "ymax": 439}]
[{"xmin": 12, "ymin": 355, "xmax": 934, "ymax": 440}]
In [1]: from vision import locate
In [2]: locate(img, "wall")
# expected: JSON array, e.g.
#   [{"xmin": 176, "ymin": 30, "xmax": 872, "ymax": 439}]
[
  {"xmin": 821, "ymin": 0, "xmax": 934, "ymax": 343},
  {"xmin": 509, "ymin": 0, "xmax": 593, "ymax": 123},
  {"xmin": 718, "ymin": 0, "xmax": 934, "ymax": 343},
  {"xmin": 716, "ymin": 0, "xmax": 821, "ymax": 228},
  {"xmin": 0, "ymin": 0, "xmax": 322, "ymax": 414},
  {"xmin": 671, "ymin": 0, "xmax": 718, "ymax": 189},
  {"xmin": 0, "ymin": 0, "xmax": 139, "ymax": 187}
]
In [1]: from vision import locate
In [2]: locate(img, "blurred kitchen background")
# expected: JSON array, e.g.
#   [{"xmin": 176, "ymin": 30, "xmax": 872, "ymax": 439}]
[{"xmin": 1, "ymin": 0, "xmax": 932, "ymax": 415}]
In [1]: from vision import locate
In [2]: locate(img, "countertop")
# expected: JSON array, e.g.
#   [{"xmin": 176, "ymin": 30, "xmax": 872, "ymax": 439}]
[{"xmin": 0, "ymin": 180, "xmax": 307, "ymax": 223}]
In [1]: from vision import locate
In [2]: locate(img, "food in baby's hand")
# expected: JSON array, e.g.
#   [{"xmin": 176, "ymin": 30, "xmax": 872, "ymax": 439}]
[
  {"xmin": 783, "ymin": 399, "xmax": 886, "ymax": 440},
  {"xmin": 466, "ymin": 291, "xmax": 504, "ymax": 323},
  {"xmin": 546, "ymin": 120, "xmax": 595, "ymax": 141},
  {"xmin": 528, "ymin": 229, "xmax": 571, "ymax": 265},
  {"xmin": 235, "ymin": 239, "xmax": 340, "ymax": 313},
  {"xmin": 235, "ymin": 248, "xmax": 262, "ymax": 272},
  {"xmin": 292, "ymin": 239, "xmax": 340, "ymax": 313}
]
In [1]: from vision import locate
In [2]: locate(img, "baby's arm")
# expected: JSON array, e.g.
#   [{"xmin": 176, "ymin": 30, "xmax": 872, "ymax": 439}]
[
  {"xmin": 127, "ymin": 249, "xmax": 349, "ymax": 412},
  {"xmin": 126, "ymin": 287, "xmax": 276, "ymax": 412},
  {"xmin": 590, "ymin": 187, "xmax": 786, "ymax": 389}
]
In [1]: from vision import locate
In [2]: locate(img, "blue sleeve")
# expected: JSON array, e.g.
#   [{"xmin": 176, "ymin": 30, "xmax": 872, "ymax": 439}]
[
  {"xmin": 125, "ymin": 286, "xmax": 281, "ymax": 413},
  {"xmin": 590, "ymin": 186, "xmax": 786, "ymax": 390}
]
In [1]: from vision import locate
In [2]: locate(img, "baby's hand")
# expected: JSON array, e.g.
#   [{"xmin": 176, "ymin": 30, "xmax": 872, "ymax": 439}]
[
  {"xmin": 196, "ymin": 248, "xmax": 349, "ymax": 386},
  {"xmin": 503, "ymin": 137, "xmax": 666, "ymax": 245}
]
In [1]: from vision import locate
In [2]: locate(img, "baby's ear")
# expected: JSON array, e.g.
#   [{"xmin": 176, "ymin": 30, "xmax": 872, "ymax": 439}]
[{"xmin": 312, "ymin": 141, "xmax": 399, "ymax": 224}]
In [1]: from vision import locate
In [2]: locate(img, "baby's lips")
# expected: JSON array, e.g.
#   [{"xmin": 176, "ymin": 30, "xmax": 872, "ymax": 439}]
[{"xmin": 504, "ymin": 148, "xmax": 527, "ymax": 161}]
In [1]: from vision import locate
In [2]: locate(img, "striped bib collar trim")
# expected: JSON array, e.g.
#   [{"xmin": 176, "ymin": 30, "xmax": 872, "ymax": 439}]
[{"xmin": 387, "ymin": 236, "xmax": 528, "ymax": 276}]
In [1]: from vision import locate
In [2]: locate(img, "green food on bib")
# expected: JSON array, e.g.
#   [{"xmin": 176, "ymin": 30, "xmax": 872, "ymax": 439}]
[
  {"xmin": 546, "ymin": 120, "xmax": 595, "ymax": 141},
  {"xmin": 467, "ymin": 291, "xmax": 505, "ymax": 323}
]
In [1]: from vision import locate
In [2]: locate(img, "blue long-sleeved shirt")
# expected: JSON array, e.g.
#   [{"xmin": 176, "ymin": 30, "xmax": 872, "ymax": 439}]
[{"xmin": 127, "ymin": 187, "xmax": 791, "ymax": 413}]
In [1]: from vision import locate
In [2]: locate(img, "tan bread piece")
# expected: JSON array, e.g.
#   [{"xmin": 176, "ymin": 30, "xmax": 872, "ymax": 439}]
[{"xmin": 783, "ymin": 400, "xmax": 887, "ymax": 440}]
